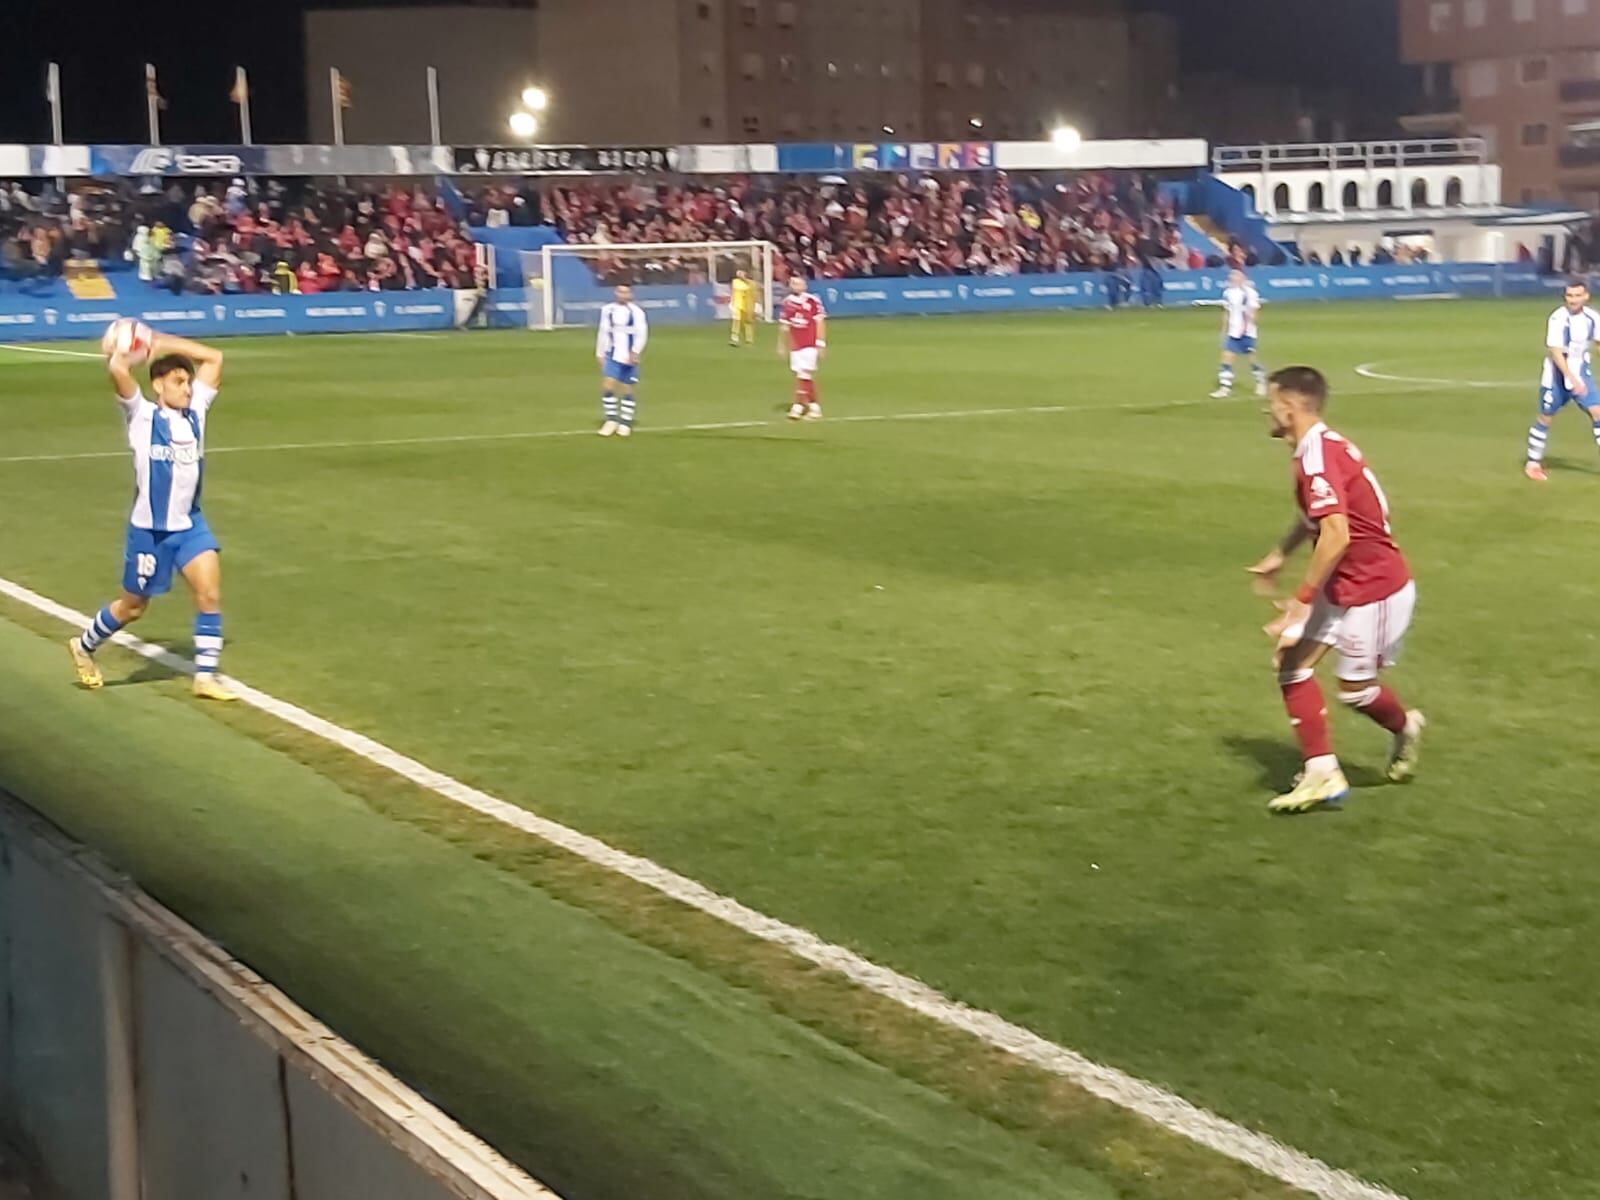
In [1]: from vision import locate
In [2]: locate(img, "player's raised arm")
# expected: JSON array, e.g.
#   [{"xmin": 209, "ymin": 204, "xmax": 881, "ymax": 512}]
[
  {"xmin": 106, "ymin": 351, "xmax": 140, "ymax": 403},
  {"xmin": 151, "ymin": 333, "xmax": 225, "ymax": 390}
]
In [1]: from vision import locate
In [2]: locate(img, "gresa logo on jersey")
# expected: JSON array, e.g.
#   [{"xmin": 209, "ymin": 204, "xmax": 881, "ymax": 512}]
[{"xmin": 149, "ymin": 443, "xmax": 201, "ymax": 465}]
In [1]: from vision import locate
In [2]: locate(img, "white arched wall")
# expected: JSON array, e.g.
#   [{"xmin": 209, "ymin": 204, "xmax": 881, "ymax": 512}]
[{"xmin": 1217, "ymin": 164, "xmax": 1501, "ymax": 216}]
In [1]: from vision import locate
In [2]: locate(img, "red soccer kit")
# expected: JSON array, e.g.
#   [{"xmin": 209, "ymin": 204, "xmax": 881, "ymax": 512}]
[
  {"xmin": 780, "ymin": 292, "xmax": 825, "ymax": 352},
  {"xmin": 1293, "ymin": 422, "xmax": 1410, "ymax": 607}
]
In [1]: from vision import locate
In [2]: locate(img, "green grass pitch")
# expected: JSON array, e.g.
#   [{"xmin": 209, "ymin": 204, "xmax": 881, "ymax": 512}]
[{"xmin": 1, "ymin": 299, "xmax": 1598, "ymax": 1200}]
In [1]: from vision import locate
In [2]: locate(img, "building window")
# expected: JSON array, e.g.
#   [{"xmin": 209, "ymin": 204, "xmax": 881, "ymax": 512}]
[
  {"xmin": 1411, "ymin": 178, "xmax": 1430, "ymax": 205},
  {"xmin": 700, "ymin": 51, "xmax": 717, "ymax": 75},
  {"xmin": 1513, "ymin": 0, "xmax": 1535, "ymax": 19},
  {"xmin": 778, "ymin": 54, "xmax": 798, "ymax": 80},
  {"xmin": 1522, "ymin": 122, "xmax": 1549, "ymax": 145},
  {"xmin": 1429, "ymin": 1, "xmax": 1453, "ymax": 33},
  {"xmin": 1445, "ymin": 176, "xmax": 1464, "ymax": 205},
  {"xmin": 1342, "ymin": 181, "xmax": 1361, "ymax": 208},
  {"xmin": 1521, "ymin": 57, "xmax": 1549, "ymax": 83},
  {"xmin": 740, "ymin": 52, "xmax": 764, "ymax": 80},
  {"xmin": 881, "ymin": 62, "xmax": 893, "ymax": 79},
  {"xmin": 700, "ymin": 114, "xmax": 714, "ymax": 130},
  {"xmin": 1377, "ymin": 179, "xmax": 1395, "ymax": 206},
  {"xmin": 827, "ymin": 61, "xmax": 840, "ymax": 78},
  {"xmin": 1465, "ymin": 60, "xmax": 1499, "ymax": 98},
  {"xmin": 1464, "ymin": 0, "xmax": 1486, "ymax": 26},
  {"xmin": 780, "ymin": 111, "xmax": 802, "ymax": 137},
  {"xmin": 739, "ymin": 0, "xmax": 760, "ymax": 28},
  {"xmin": 996, "ymin": 67, "xmax": 1010, "ymax": 90},
  {"xmin": 696, "ymin": 1, "xmax": 712, "ymax": 17},
  {"xmin": 1308, "ymin": 182, "xmax": 1326, "ymax": 210},
  {"xmin": 934, "ymin": 63, "xmax": 953, "ymax": 87},
  {"xmin": 775, "ymin": 1, "xmax": 798, "ymax": 28},
  {"xmin": 742, "ymin": 111, "xmax": 761, "ymax": 136},
  {"xmin": 1272, "ymin": 182, "xmax": 1291, "ymax": 212},
  {"xmin": 1563, "ymin": 0, "xmax": 1588, "ymax": 14},
  {"xmin": 966, "ymin": 63, "xmax": 985, "ymax": 87}
]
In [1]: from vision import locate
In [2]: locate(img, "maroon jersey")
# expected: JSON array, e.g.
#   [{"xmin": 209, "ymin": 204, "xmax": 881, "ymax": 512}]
[
  {"xmin": 780, "ymin": 292, "xmax": 826, "ymax": 350},
  {"xmin": 1293, "ymin": 422, "xmax": 1411, "ymax": 606}
]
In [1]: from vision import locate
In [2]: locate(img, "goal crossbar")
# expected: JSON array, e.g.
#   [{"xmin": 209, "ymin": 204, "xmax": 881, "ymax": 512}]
[{"xmin": 529, "ymin": 240, "xmax": 776, "ymax": 330}]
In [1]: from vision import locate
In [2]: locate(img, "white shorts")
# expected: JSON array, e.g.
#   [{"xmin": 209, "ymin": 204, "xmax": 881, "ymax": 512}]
[
  {"xmin": 1302, "ymin": 579, "xmax": 1416, "ymax": 681},
  {"xmin": 789, "ymin": 347, "xmax": 819, "ymax": 377}
]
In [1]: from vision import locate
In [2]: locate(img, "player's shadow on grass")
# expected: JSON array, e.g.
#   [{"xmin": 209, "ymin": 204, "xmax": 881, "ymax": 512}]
[
  {"xmin": 104, "ymin": 658, "xmax": 187, "ymax": 689},
  {"xmin": 1543, "ymin": 455, "xmax": 1600, "ymax": 476},
  {"xmin": 1220, "ymin": 735, "xmax": 1388, "ymax": 792}
]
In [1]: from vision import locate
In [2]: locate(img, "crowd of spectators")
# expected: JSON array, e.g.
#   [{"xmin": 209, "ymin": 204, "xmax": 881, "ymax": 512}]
[
  {"xmin": 534, "ymin": 171, "xmax": 1206, "ymax": 280},
  {"xmin": 4, "ymin": 172, "xmax": 1595, "ymax": 292},
  {"xmin": 2, "ymin": 178, "xmax": 479, "ymax": 295}
]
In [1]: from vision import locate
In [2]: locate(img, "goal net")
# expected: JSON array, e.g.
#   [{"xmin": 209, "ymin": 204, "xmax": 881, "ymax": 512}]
[{"xmin": 524, "ymin": 241, "xmax": 775, "ymax": 330}]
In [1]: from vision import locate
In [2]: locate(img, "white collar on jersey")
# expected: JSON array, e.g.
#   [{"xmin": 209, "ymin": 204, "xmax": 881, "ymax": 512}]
[{"xmin": 1294, "ymin": 421, "xmax": 1328, "ymax": 460}]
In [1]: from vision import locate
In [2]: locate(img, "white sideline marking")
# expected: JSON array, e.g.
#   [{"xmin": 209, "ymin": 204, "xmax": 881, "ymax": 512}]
[
  {"xmin": 1356, "ymin": 361, "xmax": 1521, "ymax": 390},
  {"xmin": 0, "ymin": 396, "xmax": 1234, "ymax": 466},
  {"xmin": 0, "ymin": 344, "xmax": 104, "ymax": 360},
  {"xmin": 0, "ymin": 572, "xmax": 1407, "ymax": 1200}
]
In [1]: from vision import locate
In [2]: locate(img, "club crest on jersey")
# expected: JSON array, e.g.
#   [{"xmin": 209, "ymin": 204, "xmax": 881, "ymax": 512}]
[{"xmin": 1308, "ymin": 475, "xmax": 1338, "ymax": 510}]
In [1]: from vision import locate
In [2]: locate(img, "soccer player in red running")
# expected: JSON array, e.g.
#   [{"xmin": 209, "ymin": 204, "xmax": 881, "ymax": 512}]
[
  {"xmin": 1248, "ymin": 367, "xmax": 1426, "ymax": 813},
  {"xmin": 777, "ymin": 273, "xmax": 826, "ymax": 421}
]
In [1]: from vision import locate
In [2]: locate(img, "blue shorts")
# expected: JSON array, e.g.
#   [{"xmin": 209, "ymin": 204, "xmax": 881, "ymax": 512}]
[
  {"xmin": 1225, "ymin": 335, "xmax": 1258, "ymax": 355},
  {"xmin": 1540, "ymin": 371, "xmax": 1597, "ymax": 417},
  {"xmin": 122, "ymin": 516, "xmax": 220, "ymax": 597},
  {"xmin": 601, "ymin": 359, "xmax": 639, "ymax": 386}
]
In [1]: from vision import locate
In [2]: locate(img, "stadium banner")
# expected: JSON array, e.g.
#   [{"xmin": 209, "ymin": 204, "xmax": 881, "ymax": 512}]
[
  {"xmin": 777, "ymin": 141, "xmax": 998, "ymax": 173},
  {"xmin": 451, "ymin": 145, "xmax": 679, "ymax": 175},
  {"xmin": 0, "ymin": 267, "xmax": 1566, "ymax": 343},
  {"xmin": 0, "ymin": 291, "xmax": 461, "ymax": 341}
]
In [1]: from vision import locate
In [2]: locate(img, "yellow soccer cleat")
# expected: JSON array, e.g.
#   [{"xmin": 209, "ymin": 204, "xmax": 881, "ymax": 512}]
[
  {"xmin": 67, "ymin": 638, "xmax": 103, "ymax": 690},
  {"xmin": 192, "ymin": 673, "xmax": 238, "ymax": 703},
  {"xmin": 1387, "ymin": 710, "xmax": 1426, "ymax": 783},
  {"xmin": 1268, "ymin": 766, "xmax": 1350, "ymax": 814}
]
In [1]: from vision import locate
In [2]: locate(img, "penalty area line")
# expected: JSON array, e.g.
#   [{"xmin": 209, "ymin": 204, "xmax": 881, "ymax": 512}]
[
  {"xmin": 0, "ymin": 573, "xmax": 1407, "ymax": 1200},
  {"xmin": 1355, "ymin": 362, "xmax": 1522, "ymax": 390},
  {"xmin": 0, "ymin": 396, "xmax": 1237, "ymax": 466}
]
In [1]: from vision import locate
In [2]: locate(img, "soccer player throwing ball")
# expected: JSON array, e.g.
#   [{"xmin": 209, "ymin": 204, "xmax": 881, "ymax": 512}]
[
  {"xmin": 69, "ymin": 329, "xmax": 235, "ymax": 701},
  {"xmin": 1248, "ymin": 367, "xmax": 1425, "ymax": 813},
  {"xmin": 1523, "ymin": 278, "xmax": 1599, "ymax": 482},
  {"xmin": 778, "ymin": 273, "xmax": 826, "ymax": 421}
]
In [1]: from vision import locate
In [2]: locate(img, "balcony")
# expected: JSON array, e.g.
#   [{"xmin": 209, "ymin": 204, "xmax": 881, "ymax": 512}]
[
  {"xmin": 1559, "ymin": 143, "xmax": 1600, "ymax": 170},
  {"xmin": 1559, "ymin": 79, "xmax": 1600, "ymax": 109}
]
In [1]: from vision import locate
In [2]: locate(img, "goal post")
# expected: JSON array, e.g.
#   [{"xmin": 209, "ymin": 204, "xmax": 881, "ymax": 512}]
[{"xmin": 529, "ymin": 240, "xmax": 775, "ymax": 330}]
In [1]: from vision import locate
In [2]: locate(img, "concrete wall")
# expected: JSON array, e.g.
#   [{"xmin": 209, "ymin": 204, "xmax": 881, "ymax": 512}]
[
  {"xmin": 0, "ymin": 795, "xmax": 556, "ymax": 1200},
  {"xmin": 305, "ymin": 7, "xmax": 540, "ymax": 145}
]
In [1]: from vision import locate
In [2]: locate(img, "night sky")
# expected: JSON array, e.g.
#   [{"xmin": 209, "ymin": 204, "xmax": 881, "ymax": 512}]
[{"xmin": 0, "ymin": 0, "xmax": 1412, "ymax": 145}]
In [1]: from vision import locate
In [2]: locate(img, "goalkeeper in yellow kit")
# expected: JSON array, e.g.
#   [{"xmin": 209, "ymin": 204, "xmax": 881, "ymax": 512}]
[{"xmin": 729, "ymin": 268, "xmax": 758, "ymax": 346}]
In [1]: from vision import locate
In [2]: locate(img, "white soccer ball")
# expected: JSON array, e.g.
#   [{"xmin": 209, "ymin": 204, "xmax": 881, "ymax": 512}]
[{"xmin": 102, "ymin": 318, "xmax": 153, "ymax": 362}]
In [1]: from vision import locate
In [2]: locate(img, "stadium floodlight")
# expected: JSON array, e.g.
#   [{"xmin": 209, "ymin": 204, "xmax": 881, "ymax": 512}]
[
  {"xmin": 508, "ymin": 110, "xmax": 539, "ymax": 139},
  {"xmin": 521, "ymin": 86, "xmax": 549, "ymax": 112},
  {"xmin": 1052, "ymin": 125, "xmax": 1083, "ymax": 152},
  {"xmin": 969, "ymin": 116, "xmax": 984, "ymax": 129},
  {"xmin": 882, "ymin": 125, "xmax": 895, "ymax": 135}
]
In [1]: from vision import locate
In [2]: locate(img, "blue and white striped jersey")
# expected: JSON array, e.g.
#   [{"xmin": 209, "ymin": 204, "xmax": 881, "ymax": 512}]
[
  {"xmin": 596, "ymin": 302, "xmax": 649, "ymax": 364},
  {"xmin": 117, "ymin": 381, "xmax": 217, "ymax": 533},
  {"xmin": 1543, "ymin": 305, "xmax": 1599, "ymax": 388},
  {"xmin": 1223, "ymin": 284, "xmax": 1261, "ymax": 339}
]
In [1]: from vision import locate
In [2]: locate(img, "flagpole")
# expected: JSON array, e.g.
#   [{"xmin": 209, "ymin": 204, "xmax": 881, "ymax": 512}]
[
  {"xmin": 427, "ymin": 66, "xmax": 441, "ymax": 145},
  {"xmin": 46, "ymin": 63, "xmax": 63, "ymax": 144},
  {"xmin": 145, "ymin": 63, "xmax": 161, "ymax": 144},
  {"xmin": 236, "ymin": 67, "xmax": 253, "ymax": 144},
  {"xmin": 330, "ymin": 67, "xmax": 345, "ymax": 146}
]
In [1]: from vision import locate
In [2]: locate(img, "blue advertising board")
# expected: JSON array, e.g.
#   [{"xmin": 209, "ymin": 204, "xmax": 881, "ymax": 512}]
[
  {"xmin": 0, "ymin": 266, "xmax": 1575, "ymax": 343},
  {"xmin": 0, "ymin": 291, "xmax": 460, "ymax": 341}
]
